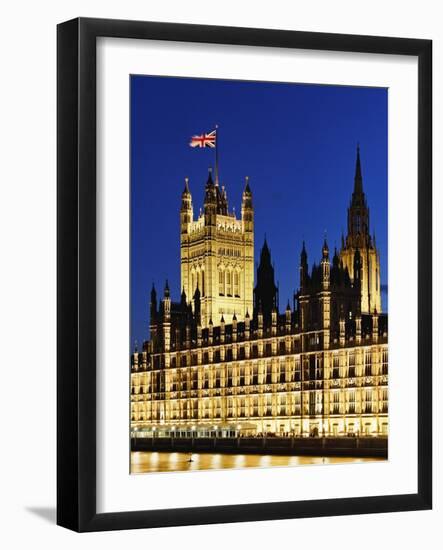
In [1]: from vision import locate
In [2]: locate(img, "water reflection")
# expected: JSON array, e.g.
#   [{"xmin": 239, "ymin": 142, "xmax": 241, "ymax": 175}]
[{"xmin": 131, "ymin": 451, "xmax": 383, "ymax": 474}]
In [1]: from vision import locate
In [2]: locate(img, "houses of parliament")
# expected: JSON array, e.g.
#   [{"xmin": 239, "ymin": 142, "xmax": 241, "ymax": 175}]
[{"xmin": 131, "ymin": 147, "xmax": 388, "ymax": 440}]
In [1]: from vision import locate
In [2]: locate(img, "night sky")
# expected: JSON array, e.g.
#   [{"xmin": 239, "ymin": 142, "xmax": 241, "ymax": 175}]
[{"xmin": 131, "ymin": 75, "xmax": 388, "ymax": 348}]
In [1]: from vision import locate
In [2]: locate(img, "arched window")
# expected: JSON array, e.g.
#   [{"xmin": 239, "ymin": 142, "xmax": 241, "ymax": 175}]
[
  {"xmin": 226, "ymin": 270, "xmax": 232, "ymax": 296},
  {"xmin": 234, "ymin": 271, "xmax": 240, "ymax": 297},
  {"xmin": 219, "ymin": 269, "xmax": 225, "ymax": 295}
]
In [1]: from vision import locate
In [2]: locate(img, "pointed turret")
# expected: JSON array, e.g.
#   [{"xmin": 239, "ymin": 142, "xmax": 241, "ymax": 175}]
[
  {"xmin": 160, "ymin": 279, "xmax": 171, "ymax": 351},
  {"xmin": 203, "ymin": 168, "xmax": 217, "ymax": 226},
  {"xmin": 221, "ymin": 184, "xmax": 228, "ymax": 212},
  {"xmin": 241, "ymin": 176, "xmax": 253, "ymax": 229},
  {"xmin": 321, "ymin": 237, "xmax": 330, "ymax": 290},
  {"xmin": 232, "ymin": 311, "xmax": 238, "ymax": 342},
  {"xmin": 333, "ymin": 247, "xmax": 339, "ymax": 268},
  {"xmin": 149, "ymin": 283, "xmax": 158, "ymax": 350},
  {"xmin": 181, "ymin": 286, "xmax": 187, "ymax": 307},
  {"xmin": 354, "ymin": 143, "xmax": 363, "ymax": 194},
  {"xmin": 322, "ymin": 237, "xmax": 329, "ymax": 260},
  {"xmin": 150, "ymin": 283, "xmax": 157, "ymax": 319},
  {"xmin": 301, "ymin": 240, "xmax": 308, "ymax": 264},
  {"xmin": 183, "ymin": 176, "xmax": 191, "ymax": 195},
  {"xmin": 193, "ymin": 284, "xmax": 201, "ymax": 324},
  {"xmin": 261, "ymin": 236, "xmax": 271, "ymax": 263},
  {"xmin": 216, "ymin": 183, "xmax": 228, "ymax": 215},
  {"xmin": 180, "ymin": 177, "xmax": 193, "ymax": 233},
  {"xmin": 254, "ymin": 237, "xmax": 278, "ymax": 325},
  {"xmin": 164, "ymin": 279, "xmax": 170, "ymax": 298},
  {"xmin": 300, "ymin": 241, "xmax": 309, "ymax": 292}
]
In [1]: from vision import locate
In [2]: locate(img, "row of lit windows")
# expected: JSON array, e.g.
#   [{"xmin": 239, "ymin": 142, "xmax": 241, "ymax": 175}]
[
  {"xmin": 218, "ymin": 247, "xmax": 241, "ymax": 257},
  {"xmin": 133, "ymin": 352, "xmax": 388, "ymax": 386},
  {"xmin": 139, "ymin": 340, "xmax": 388, "ymax": 368},
  {"xmin": 131, "ymin": 392, "xmax": 387, "ymax": 422},
  {"xmin": 132, "ymin": 390, "xmax": 385, "ymax": 408}
]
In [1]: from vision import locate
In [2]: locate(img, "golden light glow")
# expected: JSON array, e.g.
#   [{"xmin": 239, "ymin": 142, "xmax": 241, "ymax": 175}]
[{"xmin": 132, "ymin": 166, "xmax": 388, "ymax": 444}]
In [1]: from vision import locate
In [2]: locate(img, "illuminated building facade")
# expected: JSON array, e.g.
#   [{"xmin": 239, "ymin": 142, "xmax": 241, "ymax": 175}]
[{"xmin": 131, "ymin": 148, "xmax": 388, "ymax": 439}]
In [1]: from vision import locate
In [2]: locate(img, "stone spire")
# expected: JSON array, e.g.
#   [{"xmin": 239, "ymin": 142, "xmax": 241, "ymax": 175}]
[{"xmin": 254, "ymin": 238, "xmax": 278, "ymax": 324}]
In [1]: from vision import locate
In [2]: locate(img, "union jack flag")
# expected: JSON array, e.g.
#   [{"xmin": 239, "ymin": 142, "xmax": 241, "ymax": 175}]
[{"xmin": 189, "ymin": 129, "xmax": 217, "ymax": 148}]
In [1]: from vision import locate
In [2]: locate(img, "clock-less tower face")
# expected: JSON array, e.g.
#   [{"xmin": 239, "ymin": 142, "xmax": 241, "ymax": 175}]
[{"xmin": 180, "ymin": 171, "xmax": 254, "ymax": 327}]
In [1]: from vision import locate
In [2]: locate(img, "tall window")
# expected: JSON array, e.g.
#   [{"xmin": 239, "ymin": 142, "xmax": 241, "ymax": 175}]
[
  {"xmin": 279, "ymin": 394, "xmax": 286, "ymax": 416},
  {"xmin": 365, "ymin": 350, "xmax": 372, "ymax": 376},
  {"xmin": 234, "ymin": 271, "xmax": 240, "ymax": 297},
  {"xmin": 253, "ymin": 397, "xmax": 259, "ymax": 417},
  {"xmin": 332, "ymin": 391, "xmax": 340, "ymax": 415},
  {"xmin": 348, "ymin": 391, "xmax": 356, "ymax": 414},
  {"xmin": 201, "ymin": 270, "xmax": 205, "ymax": 296},
  {"xmin": 239, "ymin": 367, "xmax": 245, "ymax": 386},
  {"xmin": 382, "ymin": 349, "xmax": 388, "ymax": 375},
  {"xmin": 365, "ymin": 389, "xmax": 372, "ymax": 413},
  {"xmin": 348, "ymin": 352, "xmax": 355, "ymax": 377},
  {"xmin": 266, "ymin": 363, "xmax": 272, "ymax": 384},
  {"xmin": 218, "ymin": 270, "xmax": 225, "ymax": 295},
  {"xmin": 226, "ymin": 270, "xmax": 232, "ymax": 296},
  {"xmin": 381, "ymin": 389, "xmax": 388, "ymax": 413},
  {"xmin": 332, "ymin": 354, "xmax": 339, "ymax": 379},
  {"xmin": 266, "ymin": 396, "xmax": 272, "ymax": 416}
]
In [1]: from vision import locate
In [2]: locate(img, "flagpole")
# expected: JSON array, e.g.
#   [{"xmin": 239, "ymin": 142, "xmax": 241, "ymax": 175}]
[{"xmin": 215, "ymin": 124, "xmax": 219, "ymax": 186}]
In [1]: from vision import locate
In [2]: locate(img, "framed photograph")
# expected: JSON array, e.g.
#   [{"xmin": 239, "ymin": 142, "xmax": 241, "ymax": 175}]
[{"xmin": 57, "ymin": 17, "xmax": 432, "ymax": 532}]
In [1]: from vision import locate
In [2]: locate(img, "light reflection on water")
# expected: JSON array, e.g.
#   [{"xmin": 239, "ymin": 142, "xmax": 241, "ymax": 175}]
[{"xmin": 131, "ymin": 451, "xmax": 383, "ymax": 474}]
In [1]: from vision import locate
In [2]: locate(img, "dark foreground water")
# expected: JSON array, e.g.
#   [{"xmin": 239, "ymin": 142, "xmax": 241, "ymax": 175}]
[{"xmin": 131, "ymin": 451, "xmax": 384, "ymax": 474}]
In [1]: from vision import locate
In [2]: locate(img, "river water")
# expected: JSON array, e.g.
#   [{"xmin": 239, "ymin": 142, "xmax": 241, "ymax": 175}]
[{"xmin": 131, "ymin": 451, "xmax": 384, "ymax": 474}]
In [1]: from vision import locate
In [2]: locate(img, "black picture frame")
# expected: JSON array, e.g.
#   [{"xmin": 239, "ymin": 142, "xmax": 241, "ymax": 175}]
[{"xmin": 57, "ymin": 17, "xmax": 432, "ymax": 532}]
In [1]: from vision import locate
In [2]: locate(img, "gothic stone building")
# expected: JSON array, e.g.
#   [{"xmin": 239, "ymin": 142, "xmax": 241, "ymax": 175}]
[{"xmin": 131, "ymin": 147, "xmax": 388, "ymax": 439}]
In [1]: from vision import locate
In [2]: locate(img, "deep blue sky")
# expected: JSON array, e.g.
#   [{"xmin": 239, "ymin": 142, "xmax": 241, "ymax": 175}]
[{"xmin": 131, "ymin": 75, "xmax": 388, "ymax": 348}]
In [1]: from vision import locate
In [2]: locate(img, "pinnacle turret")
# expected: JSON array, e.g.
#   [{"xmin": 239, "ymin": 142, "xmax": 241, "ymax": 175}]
[
  {"xmin": 164, "ymin": 279, "xmax": 170, "ymax": 298},
  {"xmin": 322, "ymin": 237, "xmax": 329, "ymax": 259},
  {"xmin": 354, "ymin": 143, "xmax": 363, "ymax": 194}
]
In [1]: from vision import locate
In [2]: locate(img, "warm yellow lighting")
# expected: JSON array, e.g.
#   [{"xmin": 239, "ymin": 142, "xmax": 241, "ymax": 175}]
[{"xmin": 131, "ymin": 166, "xmax": 388, "ymax": 444}]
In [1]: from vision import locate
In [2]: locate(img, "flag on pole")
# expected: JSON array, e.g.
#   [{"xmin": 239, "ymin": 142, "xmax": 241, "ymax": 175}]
[{"xmin": 189, "ymin": 129, "xmax": 217, "ymax": 148}]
